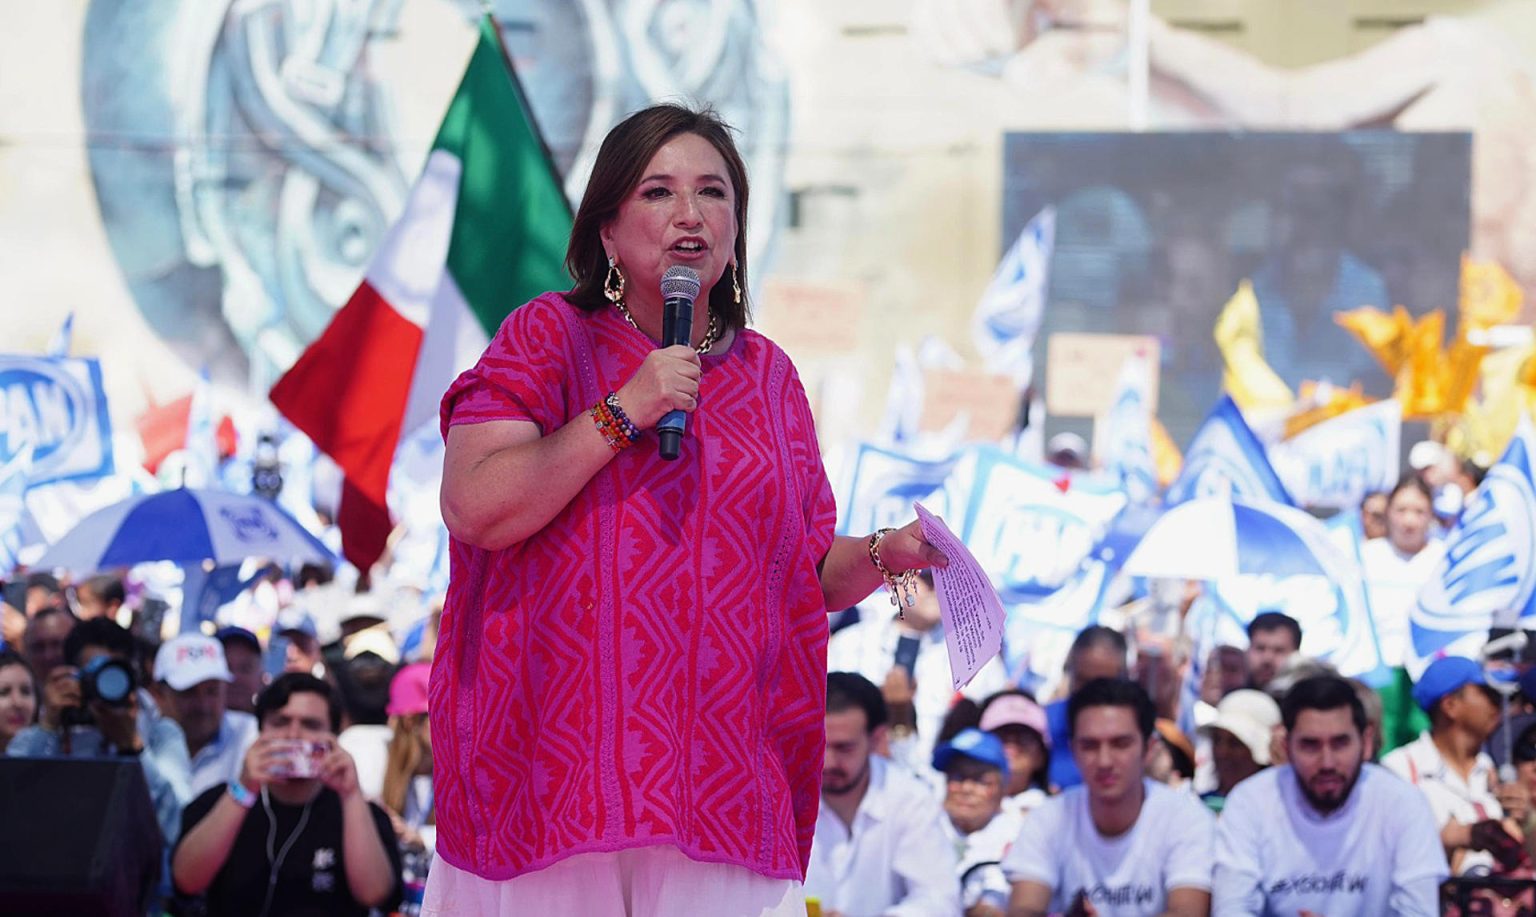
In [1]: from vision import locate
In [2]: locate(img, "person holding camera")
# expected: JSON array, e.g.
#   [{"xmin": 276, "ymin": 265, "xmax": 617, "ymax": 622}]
[
  {"xmin": 172, "ymin": 672, "xmax": 401, "ymax": 916},
  {"xmin": 7, "ymin": 617, "xmax": 193, "ymax": 845}
]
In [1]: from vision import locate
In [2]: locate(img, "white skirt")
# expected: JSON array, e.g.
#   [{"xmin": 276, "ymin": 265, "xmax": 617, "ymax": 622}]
[{"xmin": 422, "ymin": 843, "xmax": 805, "ymax": 917}]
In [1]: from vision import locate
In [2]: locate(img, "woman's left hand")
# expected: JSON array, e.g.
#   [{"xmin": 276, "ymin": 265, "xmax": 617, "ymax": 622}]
[{"xmin": 876, "ymin": 519, "xmax": 950, "ymax": 573}]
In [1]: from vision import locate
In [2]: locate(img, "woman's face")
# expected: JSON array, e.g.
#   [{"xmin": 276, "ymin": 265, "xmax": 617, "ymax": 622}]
[
  {"xmin": 0, "ymin": 664, "xmax": 38, "ymax": 745},
  {"xmin": 942, "ymin": 759, "xmax": 1006, "ymax": 834},
  {"xmin": 996, "ymin": 725, "xmax": 1046, "ymax": 796},
  {"xmin": 1386, "ymin": 486, "xmax": 1433, "ymax": 556},
  {"xmin": 600, "ymin": 132, "xmax": 737, "ymax": 312}
]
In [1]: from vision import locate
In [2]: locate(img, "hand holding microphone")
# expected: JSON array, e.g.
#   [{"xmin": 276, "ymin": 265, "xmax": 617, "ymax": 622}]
[{"xmin": 656, "ymin": 266, "xmax": 702, "ymax": 460}]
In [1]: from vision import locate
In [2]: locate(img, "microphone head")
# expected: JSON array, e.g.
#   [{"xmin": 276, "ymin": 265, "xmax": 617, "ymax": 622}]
[{"xmin": 660, "ymin": 265, "xmax": 701, "ymax": 303}]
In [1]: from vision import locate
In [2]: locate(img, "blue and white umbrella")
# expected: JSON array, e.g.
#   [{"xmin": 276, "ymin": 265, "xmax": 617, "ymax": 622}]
[
  {"xmin": 37, "ymin": 488, "xmax": 336, "ymax": 573},
  {"xmin": 1121, "ymin": 497, "xmax": 1331, "ymax": 581}
]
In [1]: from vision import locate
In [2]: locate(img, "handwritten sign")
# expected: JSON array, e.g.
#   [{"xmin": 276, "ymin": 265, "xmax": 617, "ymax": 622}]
[{"xmin": 916, "ymin": 502, "xmax": 1006, "ymax": 690}]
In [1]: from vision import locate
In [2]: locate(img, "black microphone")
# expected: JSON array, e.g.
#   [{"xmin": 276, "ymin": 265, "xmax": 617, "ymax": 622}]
[{"xmin": 656, "ymin": 265, "xmax": 701, "ymax": 461}]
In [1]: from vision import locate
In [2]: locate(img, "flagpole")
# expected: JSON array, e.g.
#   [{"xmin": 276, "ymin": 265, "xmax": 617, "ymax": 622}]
[{"xmin": 480, "ymin": 11, "xmax": 574, "ymax": 221}]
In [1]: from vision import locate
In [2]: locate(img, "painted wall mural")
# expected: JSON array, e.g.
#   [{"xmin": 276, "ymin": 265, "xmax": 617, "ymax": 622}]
[{"xmin": 76, "ymin": 0, "xmax": 787, "ymax": 396}]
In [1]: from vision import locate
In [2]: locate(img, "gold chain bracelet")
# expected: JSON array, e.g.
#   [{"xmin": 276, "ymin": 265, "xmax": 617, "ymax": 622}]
[{"xmin": 868, "ymin": 527, "xmax": 917, "ymax": 618}]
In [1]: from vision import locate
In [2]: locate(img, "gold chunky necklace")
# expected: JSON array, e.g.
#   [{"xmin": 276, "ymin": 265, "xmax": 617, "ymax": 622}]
[{"xmin": 612, "ymin": 299, "xmax": 722, "ymax": 355}]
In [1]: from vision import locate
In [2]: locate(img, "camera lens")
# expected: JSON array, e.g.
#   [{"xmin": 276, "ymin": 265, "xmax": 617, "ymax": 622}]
[
  {"xmin": 81, "ymin": 657, "xmax": 137, "ymax": 707},
  {"xmin": 95, "ymin": 663, "xmax": 133, "ymax": 704}
]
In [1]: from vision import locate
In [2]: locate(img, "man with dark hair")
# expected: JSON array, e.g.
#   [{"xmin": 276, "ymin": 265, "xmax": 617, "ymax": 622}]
[
  {"xmin": 1044, "ymin": 625, "xmax": 1130, "ymax": 790},
  {"xmin": 826, "ymin": 572, "xmax": 1009, "ymax": 775},
  {"xmin": 1215, "ymin": 675, "xmax": 1447, "ymax": 915},
  {"xmin": 9, "ymin": 617, "xmax": 192, "ymax": 846},
  {"xmin": 75, "ymin": 573, "xmax": 127, "ymax": 622},
  {"xmin": 22, "ymin": 571, "xmax": 64, "ymax": 617},
  {"xmin": 172, "ymin": 672, "xmax": 401, "ymax": 916},
  {"xmin": 335, "ymin": 650, "xmax": 397, "ymax": 799},
  {"xmin": 1004, "ymin": 678, "xmax": 1214, "ymax": 917},
  {"xmin": 1383, "ymin": 656, "xmax": 1528, "ymax": 876},
  {"xmin": 216, "ymin": 626, "xmax": 267, "ymax": 716},
  {"xmin": 804, "ymin": 672, "xmax": 960, "ymax": 915},
  {"xmin": 1245, "ymin": 612, "xmax": 1301, "ymax": 689},
  {"xmin": 20, "ymin": 605, "xmax": 75, "ymax": 679}
]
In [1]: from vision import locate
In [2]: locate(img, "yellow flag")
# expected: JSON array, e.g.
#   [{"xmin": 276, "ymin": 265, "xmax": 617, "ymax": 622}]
[
  {"xmin": 1459, "ymin": 254, "xmax": 1524, "ymax": 333},
  {"xmin": 1441, "ymin": 330, "xmax": 1490, "ymax": 415},
  {"xmin": 1335, "ymin": 304, "xmax": 1414, "ymax": 377},
  {"xmin": 1214, "ymin": 280, "xmax": 1294, "ymax": 411},
  {"xmin": 1283, "ymin": 382, "xmax": 1373, "ymax": 439},
  {"xmin": 1399, "ymin": 310, "xmax": 1447, "ymax": 418},
  {"xmin": 1150, "ymin": 416, "xmax": 1182, "ymax": 487},
  {"xmin": 1451, "ymin": 343, "xmax": 1536, "ymax": 464}
]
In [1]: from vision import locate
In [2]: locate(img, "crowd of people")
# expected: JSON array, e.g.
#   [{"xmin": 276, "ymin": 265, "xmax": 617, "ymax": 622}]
[
  {"xmin": 0, "ymin": 565, "xmax": 439, "ymax": 915},
  {"xmin": 0, "ymin": 452, "xmax": 1520, "ymax": 917},
  {"xmin": 799, "ymin": 463, "xmax": 1536, "ymax": 917}
]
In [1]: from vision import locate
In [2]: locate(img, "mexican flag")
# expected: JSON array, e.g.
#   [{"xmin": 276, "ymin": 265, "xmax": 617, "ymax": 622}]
[{"xmin": 270, "ymin": 17, "xmax": 572, "ymax": 571}]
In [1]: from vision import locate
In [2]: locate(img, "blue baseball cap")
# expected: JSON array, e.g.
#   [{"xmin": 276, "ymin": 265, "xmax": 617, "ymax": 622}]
[
  {"xmin": 214, "ymin": 625, "xmax": 262, "ymax": 655},
  {"xmin": 932, "ymin": 728, "xmax": 1010, "ymax": 778},
  {"xmin": 1412, "ymin": 656, "xmax": 1491, "ymax": 711}
]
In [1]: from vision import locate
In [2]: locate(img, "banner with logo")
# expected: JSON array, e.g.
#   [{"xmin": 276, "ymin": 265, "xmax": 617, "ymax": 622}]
[
  {"xmin": 1165, "ymin": 395, "xmax": 1293, "ymax": 507},
  {"xmin": 1270, "ymin": 400, "xmax": 1401, "ymax": 510},
  {"xmin": 0, "ymin": 356, "xmax": 114, "ymax": 487},
  {"xmin": 835, "ymin": 442, "xmax": 960, "ymax": 537},
  {"xmin": 0, "ymin": 444, "xmax": 32, "ymax": 574},
  {"xmin": 956, "ymin": 447, "xmax": 1127, "ymax": 601},
  {"xmin": 1410, "ymin": 417, "xmax": 1536, "ymax": 677}
]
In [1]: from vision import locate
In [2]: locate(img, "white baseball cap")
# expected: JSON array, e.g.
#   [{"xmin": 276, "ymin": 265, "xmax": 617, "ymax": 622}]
[
  {"xmin": 154, "ymin": 634, "xmax": 233, "ymax": 691},
  {"xmin": 1198, "ymin": 689, "xmax": 1282, "ymax": 765}
]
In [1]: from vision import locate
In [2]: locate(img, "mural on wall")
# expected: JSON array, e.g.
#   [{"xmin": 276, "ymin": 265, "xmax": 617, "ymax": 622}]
[{"xmin": 78, "ymin": 0, "xmax": 788, "ymax": 395}]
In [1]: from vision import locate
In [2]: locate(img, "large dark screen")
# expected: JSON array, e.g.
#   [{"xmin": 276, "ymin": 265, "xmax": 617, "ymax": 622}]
[{"xmin": 1005, "ymin": 131, "xmax": 1472, "ymax": 444}]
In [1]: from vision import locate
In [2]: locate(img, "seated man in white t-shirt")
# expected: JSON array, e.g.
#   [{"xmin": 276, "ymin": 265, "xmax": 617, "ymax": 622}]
[
  {"xmin": 1002, "ymin": 678, "xmax": 1215, "ymax": 917},
  {"xmin": 1215, "ymin": 674, "xmax": 1449, "ymax": 916}
]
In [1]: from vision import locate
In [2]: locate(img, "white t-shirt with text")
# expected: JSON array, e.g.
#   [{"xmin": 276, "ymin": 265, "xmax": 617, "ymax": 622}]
[
  {"xmin": 1001, "ymin": 778, "xmax": 1215, "ymax": 916},
  {"xmin": 1214, "ymin": 764, "xmax": 1448, "ymax": 916}
]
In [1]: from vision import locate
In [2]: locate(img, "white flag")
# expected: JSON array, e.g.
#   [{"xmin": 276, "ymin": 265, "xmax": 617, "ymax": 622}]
[{"xmin": 973, "ymin": 207, "xmax": 1056, "ymax": 389}]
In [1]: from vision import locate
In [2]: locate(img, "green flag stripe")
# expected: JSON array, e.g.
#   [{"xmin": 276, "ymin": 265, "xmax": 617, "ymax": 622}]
[{"xmin": 436, "ymin": 17, "xmax": 573, "ymax": 337}]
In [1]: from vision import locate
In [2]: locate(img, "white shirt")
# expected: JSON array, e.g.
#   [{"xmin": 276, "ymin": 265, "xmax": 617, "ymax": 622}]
[
  {"xmin": 1214, "ymin": 764, "xmax": 1448, "ymax": 916},
  {"xmin": 827, "ymin": 614, "xmax": 1011, "ymax": 772},
  {"xmin": 1382, "ymin": 731, "xmax": 1504, "ymax": 875},
  {"xmin": 941, "ymin": 807, "xmax": 1024, "ymax": 910},
  {"xmin": 188, "ymin": 710, "xmax": 259, "ymax": 798},
  {"xmin": 804, "ymin": 755, "xmax": 962, "ymax": 917},
  {"xmin": 338, "ymin": 723, "xmax": 393, "ymax": 800},
  {"xmin": 1001, "ymin": 778, "xmax": 1215, "ymax": 917},
  {"xmin": 1360, "ymin": 538, "xmax": 1446, "ymax": 668}
]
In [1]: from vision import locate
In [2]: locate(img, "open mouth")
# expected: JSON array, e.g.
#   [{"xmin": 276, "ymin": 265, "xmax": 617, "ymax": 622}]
[{"xmin": 672, "ymin": 239, "xmax": 706, "ymax": 254}]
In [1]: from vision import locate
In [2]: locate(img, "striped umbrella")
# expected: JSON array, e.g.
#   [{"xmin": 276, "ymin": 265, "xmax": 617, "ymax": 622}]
[{"xmin": 36, "ymin": 488, "xmax": 335, "ymax": 573}]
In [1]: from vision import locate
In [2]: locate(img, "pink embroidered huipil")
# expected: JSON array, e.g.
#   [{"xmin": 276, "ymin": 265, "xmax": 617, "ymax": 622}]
[{"xmin": 433, "ymin": 293, "xmax": 836, "ymax": 882}]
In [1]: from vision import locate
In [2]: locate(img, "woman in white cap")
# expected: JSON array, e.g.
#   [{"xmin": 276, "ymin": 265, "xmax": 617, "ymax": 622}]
[{"xmin": 1197, "ymin": 689, "xmax": 1281, "ymax": 814}]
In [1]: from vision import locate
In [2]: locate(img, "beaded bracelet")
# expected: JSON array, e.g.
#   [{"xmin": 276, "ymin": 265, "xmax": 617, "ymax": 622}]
[
  {"xmin": 590, "ymin": 401, "xmax": 632, "ymax": 453},
  {"xmin": 868, "ymin": 527, "xmax": 917, "ymax": 618},
  {"xmin": 604, "ymin": 393, "xmax": 641, "ymax": 442}
]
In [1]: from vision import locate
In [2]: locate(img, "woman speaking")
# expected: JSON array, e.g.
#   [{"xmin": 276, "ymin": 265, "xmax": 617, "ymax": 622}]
[{"xmin": 427, "ymin": 104, "xmax": 945, "ymax": 915}]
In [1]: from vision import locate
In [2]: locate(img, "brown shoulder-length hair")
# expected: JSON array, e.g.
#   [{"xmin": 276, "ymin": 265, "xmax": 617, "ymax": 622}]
[{"xmin": 564, "ymin": 103, "xmax": 751, "ymax": 328}]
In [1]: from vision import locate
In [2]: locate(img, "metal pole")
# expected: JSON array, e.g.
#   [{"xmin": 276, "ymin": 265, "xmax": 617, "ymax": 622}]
[{"xmin": 1127, "ymin": 0, "xmax": 1151, "ymax": 131}]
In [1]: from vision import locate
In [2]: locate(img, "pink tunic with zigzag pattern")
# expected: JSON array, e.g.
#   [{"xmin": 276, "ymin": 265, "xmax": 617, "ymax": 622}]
[{"xmin": 433, "ymin": 292, "xmax": 836, "ymax": 882}]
